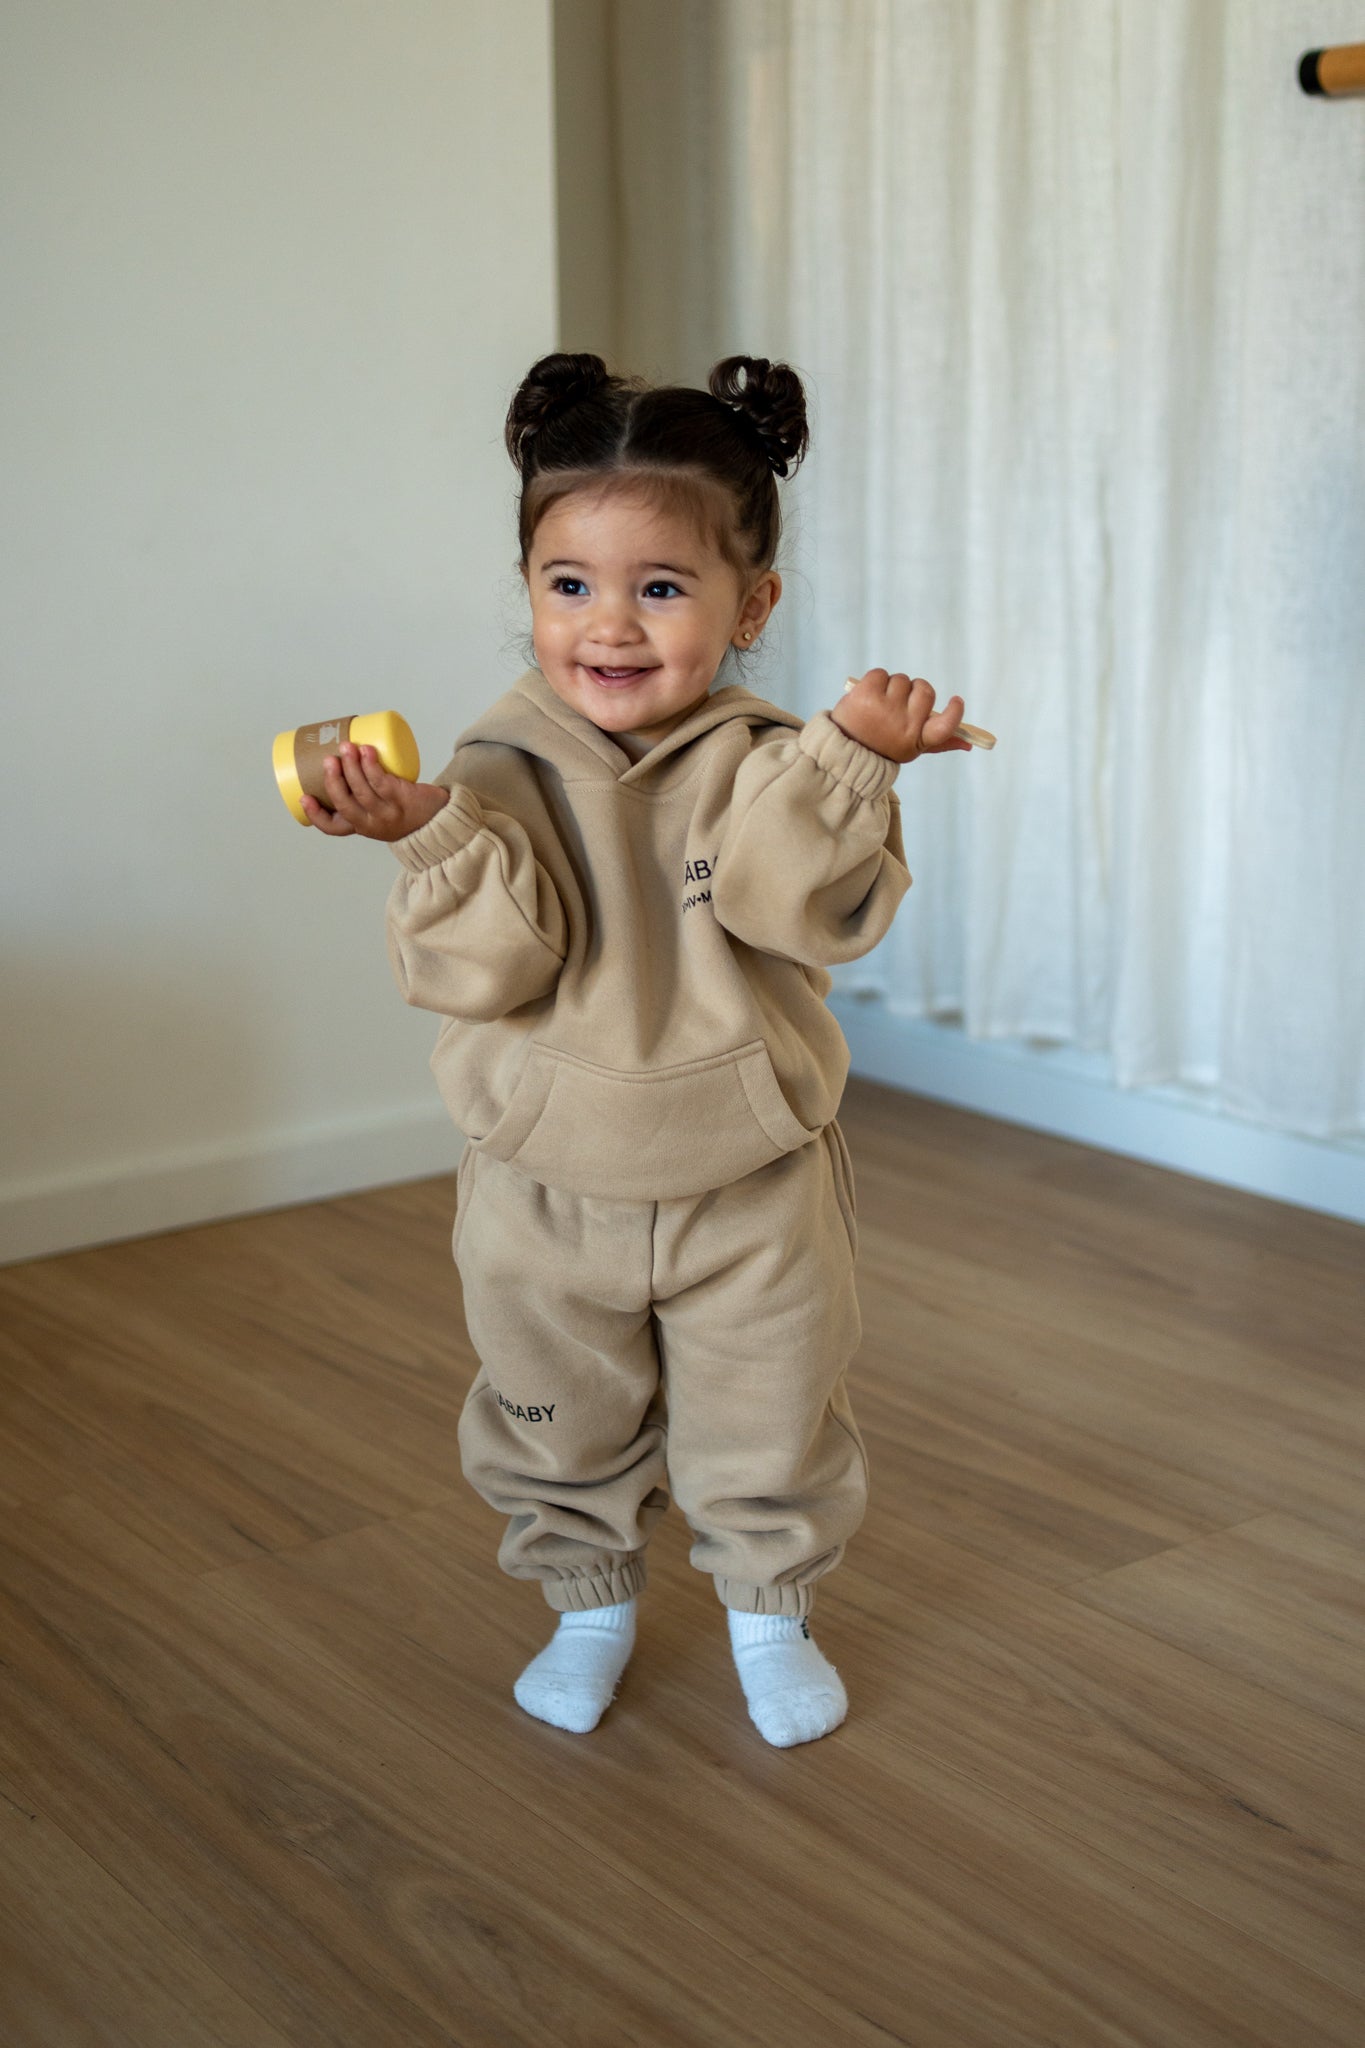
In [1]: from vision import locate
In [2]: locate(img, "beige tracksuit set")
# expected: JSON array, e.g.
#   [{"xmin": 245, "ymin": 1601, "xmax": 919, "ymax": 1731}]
[{"xmin": 385, "ymin": 665, "xmax": 912, "ymax": 1617}]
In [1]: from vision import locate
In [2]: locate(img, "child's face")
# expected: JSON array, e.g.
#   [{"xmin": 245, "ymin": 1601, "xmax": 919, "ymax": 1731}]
[{"xmin": 524, "ymin": 484, "xmax": 779, "ymax": 746}]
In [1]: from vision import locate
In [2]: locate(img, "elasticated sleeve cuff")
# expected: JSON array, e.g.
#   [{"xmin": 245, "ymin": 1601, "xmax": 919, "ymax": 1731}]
[
  {"xmin": 388, "ymin": 786, "xmax": 486, "ymax": 873},
  {"xmin": 797, "ymin": 709, "xmax": 901, "ymax": 801}
]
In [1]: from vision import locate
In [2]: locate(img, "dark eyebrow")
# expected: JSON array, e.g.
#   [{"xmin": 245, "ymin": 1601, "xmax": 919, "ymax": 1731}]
[{"xmin": 540, "ymin": 559, "xmax": 700, "ymax": 578}]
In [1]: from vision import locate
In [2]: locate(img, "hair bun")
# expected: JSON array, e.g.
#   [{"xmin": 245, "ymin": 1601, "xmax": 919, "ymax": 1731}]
[
  {"xmin": 707, "ymin": 356, "xmax": 809, "ymax": 477},
  {"xmin": 505, "ymin": 351, "xmax": 614, "ymax": 472}
]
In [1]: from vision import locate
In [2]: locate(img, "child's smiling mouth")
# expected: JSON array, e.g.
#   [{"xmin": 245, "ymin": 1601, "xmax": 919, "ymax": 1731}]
[{"xmin": 583, "ymin": 665, "xmax": 657, "ymax": 688}]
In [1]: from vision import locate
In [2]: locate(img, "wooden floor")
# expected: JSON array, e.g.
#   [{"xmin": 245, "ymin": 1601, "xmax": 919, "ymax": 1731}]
[{"xmin": 1, "ymin": 1076, "xmax": 1363, "ymax": 2047}]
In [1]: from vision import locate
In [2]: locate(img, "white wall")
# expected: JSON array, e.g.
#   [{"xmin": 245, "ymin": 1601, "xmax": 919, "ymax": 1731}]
[
  {"xmin": 553, "ymin": 0, "xmax": 619, "ymax": 363},
  {"xmin": 1, "ymin": 0, "xmax": 557, "ymax": 1261}
]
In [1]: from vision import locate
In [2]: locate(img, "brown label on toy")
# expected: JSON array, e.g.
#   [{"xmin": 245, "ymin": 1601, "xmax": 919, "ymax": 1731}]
[{"xmin": 293, "ymin": 716, "xmax": 355, "ymax": 803}]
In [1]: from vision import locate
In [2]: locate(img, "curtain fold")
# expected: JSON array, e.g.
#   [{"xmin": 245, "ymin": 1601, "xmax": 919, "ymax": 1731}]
[{"xmin": 611, "ymin": 0, "xmax": 1365, "ymax": 1139}]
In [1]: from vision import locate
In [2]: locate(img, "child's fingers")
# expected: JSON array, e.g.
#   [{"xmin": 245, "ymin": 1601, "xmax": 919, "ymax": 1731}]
[
  {"xmin": 925, "ymin": 708, "xmax": 978, "ymax": 757},
  {"xmin": 322, "ymin": 750, "xmax": 375, "ymax": 822},
  {"xmin": 301, "ymin": 790, "xmax": 355, "ymax": 834},
  {"xmin": 894, "ymin": 677, "xmax": 934, "ymax": 745},
  {"xmin": 924, "ymin": 692, "xmax": 963, "ymax": 723},
  {"xmin": 318, "ymin": 746, "xmax": 418, "ymax": 836},
  {"xmin": 358, "ymin": 742, "xmax": 394, "ymax": 784},
  {"xmin": 320, "ymin": 755, "xmax": 355, "ymax": 814},
  {"xmin": 921, "ymin": 695, "xmax": 965, "ymax": 742},
  {"xmin": 336, "ymin": 742, "xmax": 382, "ymax": 810},
  {"xmin": 349, "ymin": 743, "xmax": 411, "ymax": 816}
]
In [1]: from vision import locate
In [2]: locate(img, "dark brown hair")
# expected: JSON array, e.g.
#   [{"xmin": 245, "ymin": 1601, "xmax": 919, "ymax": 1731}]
[{"xmin": 505, "ymin": 352, "xmax": 810, "ymax": 586}]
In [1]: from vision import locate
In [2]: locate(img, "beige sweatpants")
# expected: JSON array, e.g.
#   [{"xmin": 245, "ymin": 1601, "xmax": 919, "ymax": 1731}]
[{"xmin": 452, "ymin": 1119, "xmax": 867, "ymax": 1618}]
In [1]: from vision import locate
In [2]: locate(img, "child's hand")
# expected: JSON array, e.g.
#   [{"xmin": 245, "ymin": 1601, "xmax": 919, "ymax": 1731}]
[
  {"xmin": 829, "ymin": 669, "xmax": 974, "ymax": 763},
  {"xmin": 301, "ymin": 741, "xmax": 453, "ymax": 840}
]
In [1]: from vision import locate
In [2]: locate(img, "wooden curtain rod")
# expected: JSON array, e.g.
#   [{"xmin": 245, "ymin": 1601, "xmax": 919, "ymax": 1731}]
[{"xmin": 1299, "ymin": 42, "xmax": 1365, "ymax": 94}]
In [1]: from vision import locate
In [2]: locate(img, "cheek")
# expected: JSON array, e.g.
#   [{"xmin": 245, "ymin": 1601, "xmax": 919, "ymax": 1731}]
[
  {"xmin": 659, "ymin": 606, "xmax": 715, "ymax": 647},
  {"xmin": 529, "ymin": 616, "xmax": 582, "ymax": 676},
  {"xmin": 529, "ymin": 605, "xmax": 570, "ymax": 645},
  {"xmin": 682, "ymin": 603, "xmax": 736, "ymax": 651}
]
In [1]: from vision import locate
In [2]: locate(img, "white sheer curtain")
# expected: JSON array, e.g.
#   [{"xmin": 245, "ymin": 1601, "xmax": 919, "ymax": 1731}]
[{"xmin": 609, "ymin": 0, "xmax": 1365, "ymax": 1140}]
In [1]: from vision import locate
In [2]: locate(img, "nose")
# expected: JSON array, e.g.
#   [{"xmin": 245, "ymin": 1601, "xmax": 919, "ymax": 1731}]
[{"xmin": 585, "ymin": 593, "xmax": 645, "ymax": 648}]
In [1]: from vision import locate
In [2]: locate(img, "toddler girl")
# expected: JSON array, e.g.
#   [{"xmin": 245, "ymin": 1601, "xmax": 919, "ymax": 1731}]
[{"xmin": 304, "ymin": 351, "xmax": 972, "ymax": 1746}]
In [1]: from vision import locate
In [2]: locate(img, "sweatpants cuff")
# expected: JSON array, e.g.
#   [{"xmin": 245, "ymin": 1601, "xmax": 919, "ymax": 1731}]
[
  {"xmin": 542, "ymin": 1558, "xmax": 648, "ymax": 1612},
  {"xmin": 716, "ymin": 1577, "xmax": 814, "ymax": 1619}
]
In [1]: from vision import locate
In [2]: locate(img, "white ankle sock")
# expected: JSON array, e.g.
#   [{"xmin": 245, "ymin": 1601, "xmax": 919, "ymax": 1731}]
[
  {"xmin": 513, "ymin": 1598, "xmax": 637, "ymax": 1733},
  {"xmin": 727, "ymin": 1609, "xmax": 848, "ymax": 1747}
]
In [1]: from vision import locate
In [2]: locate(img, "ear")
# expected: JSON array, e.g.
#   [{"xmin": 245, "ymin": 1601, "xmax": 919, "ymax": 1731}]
[{"xmin": 732, "ymin": 570, "xmax": 782, "ymax": 647}]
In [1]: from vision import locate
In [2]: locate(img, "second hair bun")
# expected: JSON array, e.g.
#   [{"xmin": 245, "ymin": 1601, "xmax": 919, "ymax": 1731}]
[
  {"xmin": 708, "ymin": 356, "xmax": 809, "ymax": 477},
  {"xmin": 505, "ymin": 351, "xmax": 615, "ymax": 471}
]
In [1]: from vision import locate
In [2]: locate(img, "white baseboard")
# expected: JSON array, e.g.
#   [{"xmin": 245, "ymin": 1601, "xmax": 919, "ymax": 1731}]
[
  {"xmin": 832, "ymin": 996, "xmax": 1365, "ymax": 1229},
  {"xmin": 0, "ymin": 1104, "xmax": 462, "ymax": 1267}
]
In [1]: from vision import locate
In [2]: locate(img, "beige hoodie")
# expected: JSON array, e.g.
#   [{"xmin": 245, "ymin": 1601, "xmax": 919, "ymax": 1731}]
[{"xmin": 385, "ymin": 665, "xmax": 912, "ymax": 1201}]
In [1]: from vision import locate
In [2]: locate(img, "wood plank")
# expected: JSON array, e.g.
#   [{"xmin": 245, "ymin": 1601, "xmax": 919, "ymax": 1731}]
[
  {"xmin": 843, "ymin": 1081, "xmax": 1365, "ymax": 1397},
  {"xmin": 841, "ymin": 1087, "xmax": 1365, "ymax": 1554},
  {"xmin": 0, "ymin": 1279, "xmax": 469, "ymax": 1574},
  {"xmin": 202, "ymin": 1493, "xmax": 1365, "ymax": 2042},
  {"xmin": 0, "ymin": 1790, "xmax": 294, "ymax": 2048},
  {"xmin": 0, "ymin": 1492, "xmax": 860, "ymax": 2048},
  {"xmin": 839, "ymin": 1522, "xmax": 1365, "ymax": 2002},
  {"xmin": 1069, "ymin": 1512, "xmax": 1365, "ymax": 1733},
  {"xmin": 842, "ymin": 1080, "xmax": 1364, "ymax": 1307},
  {"xmin": 850, "ymin": 1376, "xmax": 1250, "ymax": 1585}
]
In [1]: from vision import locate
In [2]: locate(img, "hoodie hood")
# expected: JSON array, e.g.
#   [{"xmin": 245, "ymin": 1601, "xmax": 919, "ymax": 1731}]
[{"xmin": 449, "ymin": 666, "xmax": 806, "ymax": 790}]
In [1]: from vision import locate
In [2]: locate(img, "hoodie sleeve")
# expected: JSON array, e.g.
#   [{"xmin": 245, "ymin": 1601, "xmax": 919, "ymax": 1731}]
[
  {"xmin": 710, "ymin": 709, "xmax": 913, "ymax": 968},
  {"xmin": 384, "ymin": 779, "xmax": 569, "ymax": 1020}
]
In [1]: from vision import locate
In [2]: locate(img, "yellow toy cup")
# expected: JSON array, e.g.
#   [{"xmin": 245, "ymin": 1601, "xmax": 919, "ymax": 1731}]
[{"xmin": 272, "ymin": 711, "xmax": 420, "ymax": 825}]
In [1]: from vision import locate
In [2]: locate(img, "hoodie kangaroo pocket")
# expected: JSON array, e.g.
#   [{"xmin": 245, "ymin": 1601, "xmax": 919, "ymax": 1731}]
[{"xmin": 479, "ymin": 1037, "xmax": 819, "ymax": 1199}]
